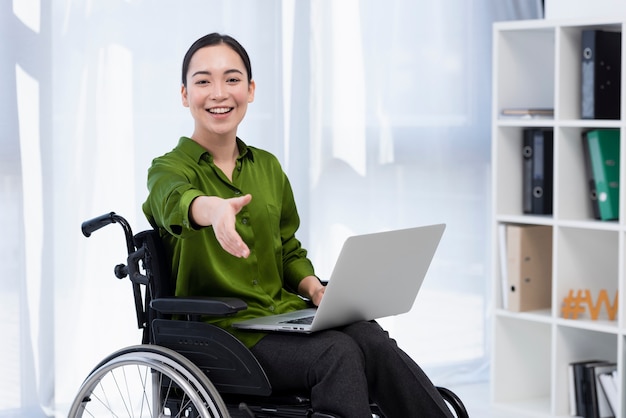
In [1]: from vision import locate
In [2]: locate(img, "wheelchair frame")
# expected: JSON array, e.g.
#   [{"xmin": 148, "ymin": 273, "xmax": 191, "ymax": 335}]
[{"xmin": 69, "ymin": 212, "xmax": 469, "ymax": 417}]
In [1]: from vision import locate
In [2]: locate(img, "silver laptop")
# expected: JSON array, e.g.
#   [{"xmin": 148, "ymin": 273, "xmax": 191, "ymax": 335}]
[{"xmin": 232, "ymin": 223, "xmax": 445, "ymax": 333}]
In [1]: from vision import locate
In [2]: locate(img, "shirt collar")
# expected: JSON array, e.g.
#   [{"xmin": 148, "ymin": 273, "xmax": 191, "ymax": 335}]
[{"xmin": 177, "ymin": 136, "xmax": 254, "ymax": 164}]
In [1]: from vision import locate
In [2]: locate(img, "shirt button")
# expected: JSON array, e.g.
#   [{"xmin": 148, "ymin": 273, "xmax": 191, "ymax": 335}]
[
  {"xmin": 269, "ymin": 306, "xmax": 275, "ymax": 312},
  {"xmin": 242, "ymin": 218, "xmax": 249, "ymax": 225},
  {"xmin": 252, "ymin": 280, "xmax": 258, "ymax": 286},
  {"xmin": 234, "ymin": 190, "xmax": 241, "ymax": 195}
]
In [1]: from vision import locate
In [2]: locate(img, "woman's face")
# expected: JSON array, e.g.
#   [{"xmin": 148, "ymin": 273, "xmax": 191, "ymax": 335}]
[{"xmin": 182, "ymin": 44, "xmax": 255, "ymax": 140}]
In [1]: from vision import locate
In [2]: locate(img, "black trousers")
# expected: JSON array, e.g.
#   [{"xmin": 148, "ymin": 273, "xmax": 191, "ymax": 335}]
[{"xmin": 250, "ymin": 321, "xmax": 454, "ymax": 418}]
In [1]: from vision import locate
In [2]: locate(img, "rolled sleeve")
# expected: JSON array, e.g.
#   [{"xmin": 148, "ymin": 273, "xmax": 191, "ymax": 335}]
[{"xmin": 180, "ymin": 189, "xmax": 206, "ymax": 231}]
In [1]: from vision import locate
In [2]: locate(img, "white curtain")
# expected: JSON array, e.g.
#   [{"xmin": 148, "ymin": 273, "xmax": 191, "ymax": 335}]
[{"xmin": 0, "ymin": 0, "xmax": 541, "ymax": 416}]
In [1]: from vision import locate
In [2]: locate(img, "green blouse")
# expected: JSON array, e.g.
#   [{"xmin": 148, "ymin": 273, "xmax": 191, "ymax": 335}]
[{"xmin": 142, "ymin": 136, "xmax": 314, "ymax": 348}]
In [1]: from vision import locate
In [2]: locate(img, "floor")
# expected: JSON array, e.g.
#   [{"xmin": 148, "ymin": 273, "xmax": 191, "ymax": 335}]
[
  {"xmin": 0, "ymin": 380, "xmax": 540, "ymax": 417},
  {"xmin": 447, "ymin": 381, "xmax": 536, "ymax": 418}
]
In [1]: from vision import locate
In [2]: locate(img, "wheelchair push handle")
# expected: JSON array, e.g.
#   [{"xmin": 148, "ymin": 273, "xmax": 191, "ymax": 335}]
[
  {"xmin": 81, "ymin": 212, "xmax": 135, "ymax": 256},
  {"xmin": 81, "ymin": 212, "xmax": 118, "ymax": 237}
]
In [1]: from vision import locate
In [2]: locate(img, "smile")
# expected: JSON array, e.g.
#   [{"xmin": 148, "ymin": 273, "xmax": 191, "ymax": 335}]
[{"xmin": 207, "ymin": 107, "xmax": 233, "ymax": 114}]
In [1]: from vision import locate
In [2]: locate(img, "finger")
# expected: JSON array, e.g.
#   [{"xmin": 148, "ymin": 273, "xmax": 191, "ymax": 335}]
[
  {"xmin": 216, "ymin": 228, "xmax": 250, "ymax": 258},
  {"xmin": 227, "ymin": 241, "xmax": 250, "ymax": 258},
  {"xmin": 231, "ymin": 194, "xmax": 252, "ymax": 213}
]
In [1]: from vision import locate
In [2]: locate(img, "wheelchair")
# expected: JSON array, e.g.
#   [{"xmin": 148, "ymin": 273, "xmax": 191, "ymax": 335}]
[{"xmin": 69, "ymin": 212, "xmax": 469, "ymax": 418}]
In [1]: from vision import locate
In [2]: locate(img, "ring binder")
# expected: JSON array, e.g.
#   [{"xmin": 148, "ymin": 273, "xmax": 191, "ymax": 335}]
[{"xmin": 522, "ymin": 128, "xmax": 553, "ymax": 215}]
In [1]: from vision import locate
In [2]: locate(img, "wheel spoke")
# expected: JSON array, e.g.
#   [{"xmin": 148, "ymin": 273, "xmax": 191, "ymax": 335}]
[{"xmin": 67, "ymin": 345, "xmax": 229, "ymax": 418}]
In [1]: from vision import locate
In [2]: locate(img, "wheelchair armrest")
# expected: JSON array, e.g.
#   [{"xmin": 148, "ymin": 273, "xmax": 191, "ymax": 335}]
[{"xmin": 150, "ymin": 296, "xmax": 247, "ymax": 316}]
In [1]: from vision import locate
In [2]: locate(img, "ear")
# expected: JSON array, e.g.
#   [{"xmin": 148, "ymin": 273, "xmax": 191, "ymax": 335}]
[
  {"xmin": 247, "ymin": 79, "xmax": 256, "ymax": 103},
  {"xmin": 181, "ymin": 84, "xmax": 190, "ymax": 107}
]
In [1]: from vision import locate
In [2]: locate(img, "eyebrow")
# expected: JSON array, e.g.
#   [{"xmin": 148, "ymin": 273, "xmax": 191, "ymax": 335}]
[{"xmin": 191, "ymin": 69, "xmax": 244, "ymax": 78}]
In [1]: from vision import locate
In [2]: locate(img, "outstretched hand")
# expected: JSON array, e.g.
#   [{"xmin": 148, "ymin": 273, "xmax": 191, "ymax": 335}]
[
  {"xmin": 212, "ymin": 194, "xmax": 252, "ymax": 258},
  {"xmin": 190, "ymin": 194, "xmax": 252, "ymax": 258}
]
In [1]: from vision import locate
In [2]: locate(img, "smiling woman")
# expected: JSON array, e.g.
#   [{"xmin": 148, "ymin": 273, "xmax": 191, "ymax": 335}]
[
  {"xmin": 141, "ymin": 31, "xmax": 456, "ymax": 417},
  {"xmin": 181, "ymin": 41, "xmax": 256, "ymax": 175}
]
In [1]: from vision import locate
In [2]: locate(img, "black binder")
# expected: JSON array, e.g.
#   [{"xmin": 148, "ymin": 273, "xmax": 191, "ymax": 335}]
[
  {"xmin": 523, "ymin": 128, "xmax": 553, "ymax": 214},
  {"xmin": 581, "ymin": 29, "xmax": 621, "ymax": 120},
  {"xmin": 570, "ymin": 360, "xmax": 599, "ymax": 417}
]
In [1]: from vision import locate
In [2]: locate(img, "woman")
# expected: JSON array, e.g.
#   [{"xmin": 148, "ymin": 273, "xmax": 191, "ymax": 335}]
[{"xmin": 143, "ymin": 32, "xmax": 453, "ymax": 418}]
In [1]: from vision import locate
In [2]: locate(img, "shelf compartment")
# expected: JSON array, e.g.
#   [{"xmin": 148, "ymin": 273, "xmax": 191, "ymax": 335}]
[
  {"xmin": 494, "ymin": 126, "xmax": 556, "ymax": 218},
  {"xmin": 557, "ymin": 126, "xmax": 624, "ymax": 223},
  {"xmin": 555, "ymin": 227, "xmax": 619, "ymax": 325},
  {"xmin": 557, "ymin": 24, "xmax": 623, "ymax": 121},
  {"xmin": 555, "ymin": 126, "xmax": 595, "ymax": 221},
  {"xmin": 492, "ymin": 315, "xmax": 552, "ymax": 414},
  {"xmin": 494, "ymin": 26, "xmax": 555, "ymax": 119},
  {"xmin": 554, "ymin": 326, "xmax": 618, "ymax": 416}
]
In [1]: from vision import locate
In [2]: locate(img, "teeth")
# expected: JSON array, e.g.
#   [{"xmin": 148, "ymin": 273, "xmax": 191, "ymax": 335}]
[{"xmin": 209, "ymin": 107, "xmax": 232, "ymax": 114}]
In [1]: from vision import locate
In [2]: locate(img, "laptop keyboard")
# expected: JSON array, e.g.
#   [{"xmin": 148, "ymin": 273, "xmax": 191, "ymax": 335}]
[{"xmin": 280, "ymin": 316, "xmax": 314, "ymax": 325}]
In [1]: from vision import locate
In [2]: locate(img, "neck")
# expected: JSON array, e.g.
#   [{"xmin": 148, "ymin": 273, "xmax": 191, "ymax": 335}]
[{"xmin": 192, "ymin": 133, "xmax": 239, "ymax": 162}]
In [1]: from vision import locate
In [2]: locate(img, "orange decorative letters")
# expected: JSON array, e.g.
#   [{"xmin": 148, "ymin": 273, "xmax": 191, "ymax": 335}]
[{"xmin": 561, "ymin": 289, "xmax": 618, "ymax": 320}]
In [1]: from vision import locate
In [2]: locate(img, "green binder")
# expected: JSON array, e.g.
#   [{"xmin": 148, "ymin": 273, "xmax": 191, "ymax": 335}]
[{"xmin": 583, "ymin": 129, "xmax": 620, "ymax": 220}]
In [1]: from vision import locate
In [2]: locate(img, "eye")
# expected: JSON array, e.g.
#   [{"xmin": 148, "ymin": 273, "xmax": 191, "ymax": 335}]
[
  {"xmin": 195, "ymin": 79, "xmax": 210, "ymax": 85},
  {"xmin": 227, "ymin": 77, "xmax": 241, "ymax": 84}
]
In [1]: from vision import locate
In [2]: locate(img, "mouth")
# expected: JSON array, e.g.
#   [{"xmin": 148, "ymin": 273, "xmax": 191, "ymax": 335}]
[{"xmin": 207, "ymin": 107, "xmax": 234, "ymax": 115}]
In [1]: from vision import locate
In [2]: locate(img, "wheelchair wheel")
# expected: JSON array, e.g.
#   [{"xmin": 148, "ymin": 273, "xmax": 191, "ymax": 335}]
[{"xmin": 68, "ymin": 344, "xmax": 230, "ymax": 417}]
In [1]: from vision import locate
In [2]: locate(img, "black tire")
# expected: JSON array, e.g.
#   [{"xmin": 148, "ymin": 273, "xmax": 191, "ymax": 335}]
[{"xmin": 68, "ymin": 344, "xmax": 230, "ymax": 417}]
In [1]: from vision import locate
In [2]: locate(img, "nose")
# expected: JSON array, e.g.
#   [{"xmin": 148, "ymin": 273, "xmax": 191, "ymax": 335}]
[{"xmin": 211, "ymin": 82, "xmax": 226, "ymax": 100}]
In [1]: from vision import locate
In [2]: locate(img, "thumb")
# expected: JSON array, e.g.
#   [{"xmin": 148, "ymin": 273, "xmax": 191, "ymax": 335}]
[{"xmin": 232, "ymin": 194, "xmax": 252, "ymax": 212}]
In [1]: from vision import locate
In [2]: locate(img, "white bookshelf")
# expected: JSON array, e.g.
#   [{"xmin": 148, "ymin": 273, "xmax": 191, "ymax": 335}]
[{"xmin": 491, "ymin": 18, "xmax": 626, "ymax": 417}]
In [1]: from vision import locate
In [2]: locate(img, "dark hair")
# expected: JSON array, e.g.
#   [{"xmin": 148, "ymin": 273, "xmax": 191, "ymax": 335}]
[{"xmin": 181, "ymin": 33, "xmax": 252, "ymax": 87}]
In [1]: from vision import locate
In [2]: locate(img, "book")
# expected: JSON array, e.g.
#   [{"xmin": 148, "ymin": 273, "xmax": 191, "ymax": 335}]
[
  {"xmin": 598, "ymin": 370, "xmax": 618, "ymax": 416},
  {"xmin": 522, "ymin": 128, "xmax": 554, "ymax": 215},
  {"xmin": 505, "ymin": 224, "xmax": 552, "ymax": 312},
  {"xmin": 582, "ymin": 129, "xmax": 620, "ymax": 221},
  {"xmin": 581, "ymin": 30, "xmax": 621, "ymax": 120},
  {"xmin": 500, "ymin": 108, "xmax": 554, "ymax": 119}
]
